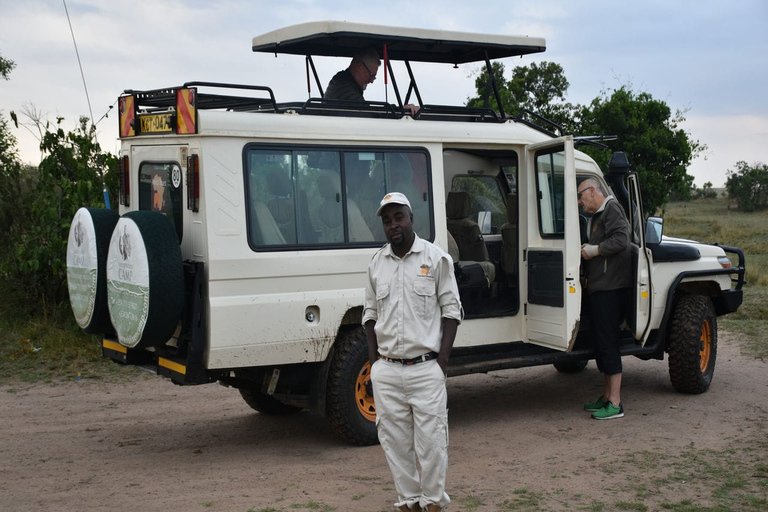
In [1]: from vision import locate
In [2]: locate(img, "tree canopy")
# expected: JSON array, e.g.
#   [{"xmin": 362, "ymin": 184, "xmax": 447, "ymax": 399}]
[
  {"xmin": 0, "ymin": 52, "xmax": 14, "ymax": 80},
  {"xmin": 467, "ymin": 62, "xmax": 702, "ymax": 214}
]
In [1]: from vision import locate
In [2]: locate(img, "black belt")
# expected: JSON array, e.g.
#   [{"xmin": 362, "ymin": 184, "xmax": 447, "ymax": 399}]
[{"xmin": 379, "ymin": 351, "xmax": 438, "ymax": 365}]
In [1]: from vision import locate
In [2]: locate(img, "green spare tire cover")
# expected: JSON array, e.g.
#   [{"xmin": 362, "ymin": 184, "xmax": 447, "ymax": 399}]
[
  {"xmin": 106, "ymin": 211, "xmax": 184, "ymax": 348},
  {"xmin": 66, "ymin": 207, "xmax": 120, "ymax": 334}
]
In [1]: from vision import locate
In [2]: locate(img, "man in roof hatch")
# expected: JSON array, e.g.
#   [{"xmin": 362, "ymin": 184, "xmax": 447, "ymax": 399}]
[
  {"xmin": 325, "ymin": 47, "xmax": 380, "ymax": 102},
  {"xmin": 364, "ymin": 192, "xmax": 463, "ymax": 512}
]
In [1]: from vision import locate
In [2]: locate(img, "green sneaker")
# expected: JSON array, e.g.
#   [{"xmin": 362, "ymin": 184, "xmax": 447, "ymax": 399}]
[
  {"xmin": 591, "ymin": 401, "xmax": 624, "ymax": 420},
  {"xmin": 584, "ymin": 396, "xmax": 606, "ymax": 412}
]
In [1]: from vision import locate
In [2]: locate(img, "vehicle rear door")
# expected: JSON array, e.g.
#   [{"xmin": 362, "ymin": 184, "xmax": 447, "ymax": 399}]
[{"xmin": 520, "ymin": 136, "xmax": 581, "ymax": 351}]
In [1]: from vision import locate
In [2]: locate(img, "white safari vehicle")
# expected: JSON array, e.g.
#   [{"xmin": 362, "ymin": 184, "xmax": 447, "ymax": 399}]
[{"xmin": 66, "ymin": 22, "xmax": 745, "ymax": 445}]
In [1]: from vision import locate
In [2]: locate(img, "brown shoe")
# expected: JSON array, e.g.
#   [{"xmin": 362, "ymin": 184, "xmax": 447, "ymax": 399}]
[
  {"xmin": 398, "ymin": 505, "xmax": 422, "ymax": 512},
  {"xmin": 425, "ymin": 505, "xmax": 441, "ymax": 512}
]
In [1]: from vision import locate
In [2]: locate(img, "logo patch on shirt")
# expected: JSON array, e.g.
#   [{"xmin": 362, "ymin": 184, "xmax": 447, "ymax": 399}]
[{"xmin": 420, "ymin": 264, "xmax": 431, "ymax": 276}]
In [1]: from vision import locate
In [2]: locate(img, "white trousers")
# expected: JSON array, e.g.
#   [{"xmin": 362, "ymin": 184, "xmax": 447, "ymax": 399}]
[{"xmin": 371, "ymin": 358, "xmax": 450, "ymax": 510}]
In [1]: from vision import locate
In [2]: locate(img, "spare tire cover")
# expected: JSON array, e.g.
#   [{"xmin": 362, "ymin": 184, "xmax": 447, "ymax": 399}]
[
  {"xmin": 106, "ymin": 211, "xmax": 184, "ymax": 348},
  {"xmin": 66, "ymin": 207, "xmax": 120, "ymax": 334}
]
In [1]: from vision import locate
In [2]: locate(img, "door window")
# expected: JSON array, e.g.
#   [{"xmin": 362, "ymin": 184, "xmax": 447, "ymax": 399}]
[
  {"xmin": 138, "ymin": 162, "xmax": 184, "ymax": 243},
  {"xmin": 244, "ymin": 146, "xmax": 431, "ymax": 249},
  {"xmin": 534, "ymin": 149, "xmax": 565, "ymax": 237}
]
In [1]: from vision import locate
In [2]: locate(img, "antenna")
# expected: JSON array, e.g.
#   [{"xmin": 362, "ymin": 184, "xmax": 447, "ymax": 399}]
[{"xmin": 62, "ymin": 0, "xmax": 110, "ymax": 208}]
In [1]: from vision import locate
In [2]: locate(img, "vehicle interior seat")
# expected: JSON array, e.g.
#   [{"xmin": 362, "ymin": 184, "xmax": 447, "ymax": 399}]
[
  {"xmin": 317, "ymin": 170, "xmax": 374, "ymax": 243},
  {"xmin": 266, "ymin": 170, "xmax": 296, "ymax": 242},
  {"xmin": 446, "ymin": 191, "xmax": 495, "ymax": 286},
  {"xmin": 250, "ymin": 201, "xmax": 286, "ymax": 245},
  {"xmin": 266, "ymin": 170, "xmax": 317, "ymax": 244},
  {"xmin": 500, "ymin": 193, "xmax": 518, "ymax": 287}
]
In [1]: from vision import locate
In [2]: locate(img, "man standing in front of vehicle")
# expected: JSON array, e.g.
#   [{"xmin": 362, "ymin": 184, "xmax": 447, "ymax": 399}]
[
  {"xmin": 363, "ymin": 192, "xmax": 463, "ymax": 512},
  {"xmin": 578, "ymin": 178, "xmax": 632, "ymax": 420}
]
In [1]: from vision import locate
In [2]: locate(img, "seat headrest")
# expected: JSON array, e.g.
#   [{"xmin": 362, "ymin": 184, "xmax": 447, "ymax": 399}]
[
  {"xmin": 267, "ymin": 171, "xmax": 292, "ymax": 196},
  {"xmin": 446, "ymin": 191, "xmax": 471, "ymax": 220},
  {"xmin": 317, "ymin": 171, "xmax": 341, "ymax": 200},
  {"xmin": 506, "ymin": 193, "xmax": 518, "ymax": 224}
]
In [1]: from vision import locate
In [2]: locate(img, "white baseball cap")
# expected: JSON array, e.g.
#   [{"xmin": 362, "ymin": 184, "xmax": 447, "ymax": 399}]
[{"xmin": 376, "ymin": 192, "xmax": 411, "ymax": 216}]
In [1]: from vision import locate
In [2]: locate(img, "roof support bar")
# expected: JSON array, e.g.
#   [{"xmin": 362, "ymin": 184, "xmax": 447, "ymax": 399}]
[
  {"xmin": 385, "ymin": 60, "xmax": 404, "ymax": 110},
  {"xmin": 484, "ymin": 50, "xmax": 506, "ymax": 119},
  {"xmin": 305, "ymin": 55, "xmax": 325, "ymax": 98},
  {"xmin": 403, "ymin": 59, "xmax": 424, "ymax": 108}
]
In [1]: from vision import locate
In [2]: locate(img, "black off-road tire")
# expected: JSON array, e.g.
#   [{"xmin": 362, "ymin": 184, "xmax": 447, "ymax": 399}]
[
  {"xmin": 106, "ymin": 211, "xmax": 184, "ymax": 349},
  {"xmin": 239, "ymin": 388, "xmax": 302, "ymax": 416},
  {"xmin": 668, "ymin": 294, "xmax": 717, "ymax": 394},
  {"xmin": 66, "ymin": 207, "xmax": 120, "ymax": 334},
  {"xmin": 326, "ymin": 327, "xmax": 378, "ymax": 446},
  {"xmin": 553, "ymin": 359, "xmax": 589, "ymax": 374}
]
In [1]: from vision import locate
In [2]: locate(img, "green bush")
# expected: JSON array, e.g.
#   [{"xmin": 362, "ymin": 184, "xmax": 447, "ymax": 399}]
[
  {"xmin": 726, "ymin": 161, "xmax": 768, "ymax": 212},
  {"xmin": 1, "ymin": 116, "xmax": 118, "ymax": 316}
]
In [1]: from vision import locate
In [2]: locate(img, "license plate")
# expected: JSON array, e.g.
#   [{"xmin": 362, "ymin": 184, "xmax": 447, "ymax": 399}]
[{"xmin": 139, "ymin": 113, "xmax": 174, "ymax": 134}]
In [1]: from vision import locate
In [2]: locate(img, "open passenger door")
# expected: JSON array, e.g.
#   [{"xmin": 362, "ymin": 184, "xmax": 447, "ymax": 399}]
[
  {"xmin": 521, "ymin": 136, "xmax": 581, "ymax": 351},
  {"xmin": 627, "ymin": 173, "xmax": 652, "ymax": 343}
]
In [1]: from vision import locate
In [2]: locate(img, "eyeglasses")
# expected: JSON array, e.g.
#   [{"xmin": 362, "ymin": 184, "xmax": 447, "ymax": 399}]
[
  {"xmin": 577, "ymin": 186, "xmax": 594, "ymax": 200},
  {"xmin": 362, "ymin": 61, "xmax": 377, "ymax": 80}
]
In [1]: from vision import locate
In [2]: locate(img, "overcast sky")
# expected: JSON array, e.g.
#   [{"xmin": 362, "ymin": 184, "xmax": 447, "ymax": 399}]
[{"xmin": 1, "ymin": 0, "xmax": 766, "ymax": 187}]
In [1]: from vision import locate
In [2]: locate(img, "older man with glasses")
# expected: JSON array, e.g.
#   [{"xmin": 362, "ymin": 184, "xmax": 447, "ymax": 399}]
[
  {"xmin": 325, "ymin": 47, "xmax": 380, "ymax": 102},
  {"xmin": 577, "ymin": 178, "xmax": 632, "ymax": 420}
]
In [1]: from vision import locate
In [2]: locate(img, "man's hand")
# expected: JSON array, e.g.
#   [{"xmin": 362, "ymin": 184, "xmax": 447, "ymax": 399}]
[{"xmin": 581, "ymin": 244, "xmax": 599, "ymax": 260}]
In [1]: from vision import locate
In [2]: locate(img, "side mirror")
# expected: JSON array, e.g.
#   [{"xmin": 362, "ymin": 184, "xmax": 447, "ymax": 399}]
[
  {"xmin": 478, "ymin": 211, "xmax": 492, "ymax": 235},
  {"xmin": 645, "ymin": 216, "xmax": 663, "ymax": 245}
]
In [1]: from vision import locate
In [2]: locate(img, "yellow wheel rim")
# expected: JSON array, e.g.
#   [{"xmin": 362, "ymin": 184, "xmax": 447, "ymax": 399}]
[
  {"xmin": 355, "ymin": 361, "xmax": 376, "ymax": 422},
  {"xmin": 699, "ymin": 318, "xmax": 712, "ymax": 373}
]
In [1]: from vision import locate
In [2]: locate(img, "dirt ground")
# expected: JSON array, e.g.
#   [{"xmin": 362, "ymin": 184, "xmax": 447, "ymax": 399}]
[{"xmin": 2, "ymin": 333, "xmax": 766, "ymax": 512}]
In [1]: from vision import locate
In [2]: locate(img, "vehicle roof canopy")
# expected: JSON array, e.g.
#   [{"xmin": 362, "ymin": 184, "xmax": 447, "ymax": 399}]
[{"xmin": 251, "ymin": 21, "xmax": 546, "ymax": 64}]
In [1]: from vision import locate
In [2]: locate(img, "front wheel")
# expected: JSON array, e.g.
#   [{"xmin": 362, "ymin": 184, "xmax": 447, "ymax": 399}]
[
  {"xmin": 326, "ymin": 327, "xmax": 378, "ymax": 446},
  {"xmin": 668, "ymin": 294, "xmax": 717, "ymax": 394}
]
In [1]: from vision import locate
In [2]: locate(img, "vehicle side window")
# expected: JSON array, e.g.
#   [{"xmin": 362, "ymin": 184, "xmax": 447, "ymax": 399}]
[
  {"xmin": 138, "ymin": 162, "xmax": 184, "ymax": 243},
  {"xmin": 245, "ymin": 146, "xmax": 431, "ymax": 249},
  {"xmin": 534, "ymin": 149, "xmax": 565, "ymax": 237},
  {"xmin": 451, "ymin": 175, "xmax": 507, "ymax": 232}
]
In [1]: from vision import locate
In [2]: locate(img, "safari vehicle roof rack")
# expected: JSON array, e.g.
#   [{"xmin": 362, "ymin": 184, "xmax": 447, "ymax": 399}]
[
  {"xmin": 124, "ymin": 82, "xmax": 279, "ymax": 112},
  {"xmin": 251, "ymin": 21, "xmax": 545, "ymax": 122}
]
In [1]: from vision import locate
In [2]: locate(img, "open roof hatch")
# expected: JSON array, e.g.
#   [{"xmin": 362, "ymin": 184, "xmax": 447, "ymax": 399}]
[{"xmin": 252, "ymin": 21, "xmax": 546, "ymax": 119}]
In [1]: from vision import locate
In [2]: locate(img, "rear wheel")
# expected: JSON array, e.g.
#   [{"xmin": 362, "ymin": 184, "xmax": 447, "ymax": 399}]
[
  {"xmin": 239, "ymin": 388, "xmax": 302, "ymax": 416},
  {"xmin": 553, "ymin": 359, "xmax": 588, "ymax": 374},
  {"xmin": 326, "ymin": 327, "xmax": 378, "ymax": 446},
  {"xmin": 668, "ymin": 294, "xmax": 717, "ymax": 393}
]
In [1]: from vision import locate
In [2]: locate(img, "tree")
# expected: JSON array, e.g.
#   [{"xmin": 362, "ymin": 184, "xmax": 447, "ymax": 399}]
[
  {"xmin": 0, "ymin": 51, "xmax": 15, "ymax": 80},
  {"xmin": 725, "ymin": 161, "xmax": 768, "ymax": 212},
  {"xmin": 467, "ymin": 61, "xmax": 577, "ymax": 131},
  {"xmin": 6, "ymin": 116, "xmax": 117, "ymax": 313},
  {"xmin": 578, "ymin": 86, "xmax": 702, "ymax": 215}
]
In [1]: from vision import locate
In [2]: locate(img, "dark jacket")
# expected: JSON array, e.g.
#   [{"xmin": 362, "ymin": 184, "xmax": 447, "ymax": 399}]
[
  {"xmin": 583, "ymin": 197, "xmax": 631, "ymax": 293},
  {"xmin": 325, "ymin": 69, "xmax": 364, "ymax": 102}
]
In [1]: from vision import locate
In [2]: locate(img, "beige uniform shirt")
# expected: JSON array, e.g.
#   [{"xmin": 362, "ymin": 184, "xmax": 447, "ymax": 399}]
[{"xmin": 363, "ymin": 235, "xmax": 463, "ymax": 359}]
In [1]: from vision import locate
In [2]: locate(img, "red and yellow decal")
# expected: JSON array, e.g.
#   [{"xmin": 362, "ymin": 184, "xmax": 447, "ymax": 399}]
[
  {"xmin": 176, "ymin": 88, "xmax": 197, "ymax": 134},
  {"xmin": 119, "ymin": 96, "xmax": 135, "ymax": 137}
]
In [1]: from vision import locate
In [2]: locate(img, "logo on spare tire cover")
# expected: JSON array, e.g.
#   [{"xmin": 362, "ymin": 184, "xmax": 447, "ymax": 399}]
[
  {"xmin": 74, "ymin": 220, "xmax": 84, "ymax": 247},
  {"xmin": 118, "ymin": 225, "xmax": 132, "ymax": 260}
]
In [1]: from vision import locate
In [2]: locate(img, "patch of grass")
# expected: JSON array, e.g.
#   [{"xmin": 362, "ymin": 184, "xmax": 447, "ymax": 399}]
[
  {"xmin": 289, "ymin": 502, "xmax": 335, "ymax": 511},
  {"xmin": 597, "ymin": 441, "xmax": 768, "ymax": 512},
  {"xmin": 497, "ymin": 488, "xmax": 543, "ymax": 511},
  {"xmin": 614, "ymin": 502, "xmax": 648, "ymax": 511},
  {"xmin": 664, "ymin": 198, "xmax": 768, "ymax": 360},
  {"xmin": 456, "ymin": 494, "xmax": 485, "ymax": 511},
  {"xmin": 0, "ymin": 313, "xmax": 143, "ymax": 385},
  {"xmin": 247, "ymin": 508, "xmax": 280, "ymax": 512}
]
